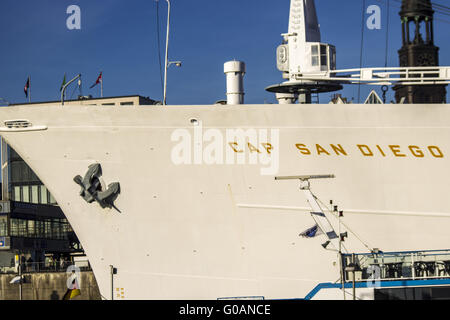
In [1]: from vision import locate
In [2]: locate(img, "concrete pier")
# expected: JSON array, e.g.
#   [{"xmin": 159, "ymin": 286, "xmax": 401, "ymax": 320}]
[{"xmin": 0, "ymin": 271, "xmax": 101, "ymax": 300}]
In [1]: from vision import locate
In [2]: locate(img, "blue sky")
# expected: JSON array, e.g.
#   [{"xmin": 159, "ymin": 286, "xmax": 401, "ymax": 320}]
[{"xmin": 0, "ymin": 0, "xmax": 449, "ymax": 105}]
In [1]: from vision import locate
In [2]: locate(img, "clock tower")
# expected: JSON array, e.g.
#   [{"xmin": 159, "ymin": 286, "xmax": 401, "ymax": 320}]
[{"xmin": 393, "ymin": 0, "xmax": 447, "ymax": 103}]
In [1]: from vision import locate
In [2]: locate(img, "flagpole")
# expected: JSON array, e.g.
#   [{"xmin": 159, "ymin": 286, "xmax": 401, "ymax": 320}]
[
  {"xmin": 28, "ymin": 77, "xmax": 31, "ymax": 103},
  {"xmin": 101, "ymin": 78, "xmax": 103, "ymax": 98}
]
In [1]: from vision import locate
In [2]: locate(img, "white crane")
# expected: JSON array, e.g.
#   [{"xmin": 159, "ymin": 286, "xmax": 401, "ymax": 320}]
[{"xmin": 266, "ymin": 0, "xmax": 450, "ymax": 101}]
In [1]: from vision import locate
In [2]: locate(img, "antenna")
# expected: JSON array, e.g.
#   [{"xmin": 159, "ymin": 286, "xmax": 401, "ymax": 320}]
[
  {"xmin": 275, "ymin": 174, "xmax": 335, "ymax": 181},
  {"xmin": 276, "ymin": 173, "xmax": 347, "ymax": 299},
  {"xmin": 275, "ymin": 174, "xmax": 335, "ymax": 193},
  {"xmin": 275, "ymin": 174, "xmax": 338, "ymax": 248}
]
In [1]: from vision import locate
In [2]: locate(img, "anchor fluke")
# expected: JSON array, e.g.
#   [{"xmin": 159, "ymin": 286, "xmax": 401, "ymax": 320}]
[{"xmin": 74, "ymin": 163, "xmax": 121, "ymax": 212}]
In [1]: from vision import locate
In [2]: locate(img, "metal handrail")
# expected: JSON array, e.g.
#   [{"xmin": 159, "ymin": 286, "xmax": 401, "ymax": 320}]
[
  {"xmin": 288, "ymin": 66, "xmax": 450, "ymax": 86},
  {"xmin": 342, "ymin": 249, "xmax": 450, "ymax": 283},
  {"xmin": 0, "ymin": 260, "xmax": 92, "ymax": 274}
]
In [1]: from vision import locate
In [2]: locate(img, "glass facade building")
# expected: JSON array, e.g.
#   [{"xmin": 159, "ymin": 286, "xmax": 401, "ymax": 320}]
[
  {"xmin": 10, "ymin": 148, "xmax": 57, "ymax": 205},
  {"xmin": 0, "ymin": 145, "xmax": 82, "ymax": 267}
]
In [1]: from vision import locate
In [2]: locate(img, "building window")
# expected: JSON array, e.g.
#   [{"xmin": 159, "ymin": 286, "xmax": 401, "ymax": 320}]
[
  {"xmin": 40, "ymin": 185, "xmax": 48, "ymax": 204},
  {"xmin": 120, "ymin": 102, "xmax": 134, "ymax": 106},
  {"xmin": 11, "ymin": 219, "xmax": 27, "ymax": 237},
  {"xmin": 49, "ymin": 192, "xmax": 57, "ymax": 205},
  {"xmin": 44, "ymin": 220, "xmax": 51, "ymax": 238},
  {"xmin": 2, "ymin": 217, "xmax": 73, "ymax": 240},
  {"xmin": 14, "ymin": 186, "xmax": 21, "ymax": 202},
  {"xmin": 0, "ymin": 217, "xmax": 7, "ymax": 237},
  {"xmin": 31, "ymin": 185, "xmax": 39, "ymax": 204},
  {"xmin": 27, "ymin": 220, "xmax": 35, "ymax": 238},
  {"xmin": 22, "ymin": 186, "xmax": 29, "ymax": 203},
  {"xmin": 36, "ymin": 220, "xmax": 44, "ymax": 238}
]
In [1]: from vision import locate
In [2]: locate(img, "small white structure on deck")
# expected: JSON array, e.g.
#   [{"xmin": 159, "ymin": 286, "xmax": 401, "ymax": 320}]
[
  {"xmin": 276, "ymin": 92, "xmax": 298, "ymax": 104},
  {"xmin": 224, "ymin": 61, "xmax": 246, "ymax": 105}
]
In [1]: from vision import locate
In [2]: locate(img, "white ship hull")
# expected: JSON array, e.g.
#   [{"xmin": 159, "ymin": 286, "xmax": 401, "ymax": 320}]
[{"xmin": 1, "ymin": 103, "xmax": 449, "ymax": 299}]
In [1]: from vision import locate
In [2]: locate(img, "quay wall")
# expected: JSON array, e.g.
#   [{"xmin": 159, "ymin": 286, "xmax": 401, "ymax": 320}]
[{"xmin": 0, "ymin": 271, "xmax": 101, "ymax": 300}]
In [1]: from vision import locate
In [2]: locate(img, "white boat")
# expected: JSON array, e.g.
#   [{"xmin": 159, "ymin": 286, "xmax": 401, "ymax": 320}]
[{"xmin": 0, "ymin": 0, "xmax": 450, "ymax": 300}]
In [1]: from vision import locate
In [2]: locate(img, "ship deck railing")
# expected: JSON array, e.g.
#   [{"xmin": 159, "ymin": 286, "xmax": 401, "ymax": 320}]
[
  {"xmin": 342, "ymin": 249, "xmax": 450, "ymax": 283},
  {"xmin": 0, "ymin": 260, "xmax": 92, "ymax": 274}
]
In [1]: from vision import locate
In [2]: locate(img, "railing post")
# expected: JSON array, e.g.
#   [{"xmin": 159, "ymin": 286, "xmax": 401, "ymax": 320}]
[
  {"xmin": 411, "ymin": 253, "xmax": 415, "ymax": 280},
  {"xmin": 18, "ymin": 259, "xmax": 22, "ymax": 300},
  {"xmin": 352, "ymin": 254, "xmax": 356, "ymax": 300},
  {"xmin": 110, "ymin": 265, "xmax": 116, "ymax": 300}
]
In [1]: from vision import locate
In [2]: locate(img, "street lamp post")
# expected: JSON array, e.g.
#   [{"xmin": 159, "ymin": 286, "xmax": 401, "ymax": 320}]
[
  {"xmin": 163, "ymin": 0, "xmax": 181, "ymax": 105},
  {"xmin": 110, "ymin": 265, "xmax": 117, "ymax": 300},
  {"xmin": 60, "ymin": 74, "xmax": 82, "ymax": 106}
]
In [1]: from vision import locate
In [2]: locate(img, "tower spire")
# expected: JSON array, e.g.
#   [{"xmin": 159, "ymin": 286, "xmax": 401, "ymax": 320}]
[{"xmin": 393, "ymin": 0, "xmax": 447, "ymax": 103}]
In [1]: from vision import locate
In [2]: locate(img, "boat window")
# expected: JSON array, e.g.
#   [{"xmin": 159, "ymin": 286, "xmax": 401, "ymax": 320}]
[
  {"xmin": 320, "ymin": 45, "xmax": 328, "ymax": 66},
  {"xmin": 120, "ymin": 102, "xmax": 134, "ymax": 106},
  {"xmin": 311, "ymin": 45, "xmax": 319, "ymax": 66},
  {"xmin": 329, "ymin": 47, "xmax": 336, "ymax": 69},
  {"xmin": 102, "ymin": 103, "xmax": 115, "ymax": 106},
  {"xmin": 332, "ymin": 49, "xmax": 336, "ymax": 69}
]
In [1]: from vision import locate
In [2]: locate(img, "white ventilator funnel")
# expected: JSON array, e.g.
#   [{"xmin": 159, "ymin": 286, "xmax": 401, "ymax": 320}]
[
  {"xmin": 276, "ymin": 93, "xmax": 298, "ymax": 104},
  {"xmin": 224, "ymin": 61, "xmax": 246, "ymax": 105}
]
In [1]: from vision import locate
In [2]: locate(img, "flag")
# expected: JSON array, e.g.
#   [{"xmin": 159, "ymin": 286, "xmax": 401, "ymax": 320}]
[
  {"xmin": 60, "ymin": 73, "xmax": 67, "ymax": 92},
  {"xmin": 90, "ymin": 72, "xmax": 102, "ymax": 89},
  {"xmin": 299, "ymin": 224, "xmax": 323, "ymax": 238},
  {"xmin": 62, "ymin": 278, "xmax": 81, "ymax": 300},
  {"xmin": 24, "ymin": 77, "xmax": 30, "ymax": 98}
]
